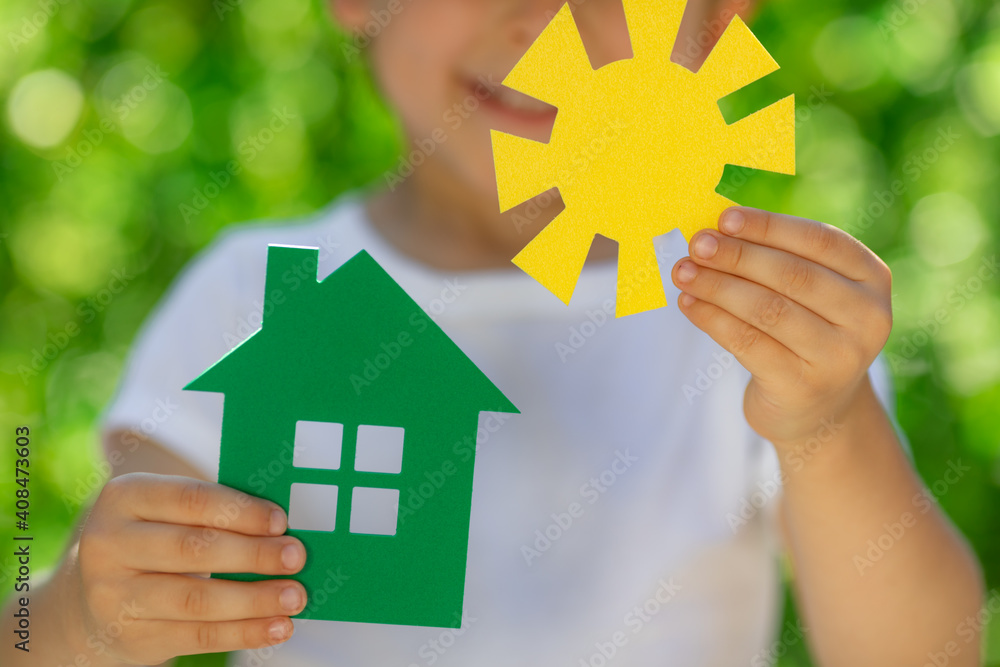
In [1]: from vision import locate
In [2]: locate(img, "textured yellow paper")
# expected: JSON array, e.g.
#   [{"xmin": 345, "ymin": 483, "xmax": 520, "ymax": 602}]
[{"xmin": 491, "ymin": 0, "xmax": 796, "ymax": 317}]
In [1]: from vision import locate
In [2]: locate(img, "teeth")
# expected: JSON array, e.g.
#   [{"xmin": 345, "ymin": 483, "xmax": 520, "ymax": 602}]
[{"xmin": 491, "ymin": 86, "xmax": 554, "ymax": 114}]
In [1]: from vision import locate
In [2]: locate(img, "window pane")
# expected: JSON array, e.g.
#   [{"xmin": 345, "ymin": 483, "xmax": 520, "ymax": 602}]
[
  {"xmin": 293, "ymin": 420, "xmax": 343, "ymax": 470},
  {"xmin": 354, "ymin": 424, "xmax": 404, "ymax": 474},
  {"xmin": 289, "ymin": 483, "xmax": 338, "ymax": 532},
  {"xmin": 350, "ymin": 487, "xmax": 399, "ymax": 535}
]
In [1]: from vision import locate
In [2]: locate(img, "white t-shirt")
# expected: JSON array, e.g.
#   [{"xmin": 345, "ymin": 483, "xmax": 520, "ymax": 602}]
[{"xmin": 102, "ymin": 192, "xmax": 897, "ymax": 667}]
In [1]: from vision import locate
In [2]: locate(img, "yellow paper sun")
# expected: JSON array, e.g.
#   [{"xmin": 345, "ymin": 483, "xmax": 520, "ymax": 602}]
[{"xmin": 491, "ymin": 0, "xmax": 796, "ymax": 317}]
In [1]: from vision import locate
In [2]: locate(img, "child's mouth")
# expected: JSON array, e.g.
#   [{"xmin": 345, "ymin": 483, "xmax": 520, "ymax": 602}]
[{"xmin": 464, "ymin": 78, "xmax": 557, "ymax": 130}]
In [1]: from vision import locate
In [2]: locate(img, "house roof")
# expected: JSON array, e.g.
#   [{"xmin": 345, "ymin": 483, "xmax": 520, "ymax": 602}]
[{"xmin": 185, "ymin": 246, "xmax": 518, "ymax": 420}]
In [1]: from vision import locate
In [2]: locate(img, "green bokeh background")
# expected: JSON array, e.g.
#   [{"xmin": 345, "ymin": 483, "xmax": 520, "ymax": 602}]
[{"xmin": 0, "ymin": 0, "xmax": 998, "ymax": 665}]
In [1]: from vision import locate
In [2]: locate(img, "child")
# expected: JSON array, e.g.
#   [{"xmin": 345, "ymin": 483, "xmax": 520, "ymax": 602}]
[{"xmin": 4, "ymin": 1, "xmax": 984, "ymax": 666}]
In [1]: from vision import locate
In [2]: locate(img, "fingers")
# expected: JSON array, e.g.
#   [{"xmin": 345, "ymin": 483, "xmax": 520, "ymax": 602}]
[
  {"xmin": 106, "ymin": 473, "xmax": 287, "ymax": 537},
  {"xmin": 120, "ymin": 521, "xmax": 306, "ymax": 575},
  {"xmin": 718, "ymin": 207, "xmax": 890, "ymax": 285},
  {"xmin": 684, "ymin": 227, "xmax": 872, "ymax": 327},
  {"xmin": 672, "ymin": 291, "xmax": 802, "ymax": 383},
  {"xmin": 672, "ymin": 259, "xmax": 836, "ymax": 361},
  {"xmin": 128, "ymin": 616, "xmax": 295, "ymax": 662},
  {"xmin": 129, "ymin": 574, "xmax": 307, "ymax": 621}
]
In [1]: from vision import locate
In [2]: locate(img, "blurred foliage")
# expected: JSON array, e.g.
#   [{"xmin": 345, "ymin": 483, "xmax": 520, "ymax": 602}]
[{"xmin": 0, "ymin": 0, "xmax": 998, "ymax": 665}]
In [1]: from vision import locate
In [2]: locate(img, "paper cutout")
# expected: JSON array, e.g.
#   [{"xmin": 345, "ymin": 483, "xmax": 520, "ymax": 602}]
[
  {"xmin": 491, "ymin": 0, "xmax": 796, "ymax": 317},
  {"xmin": 185, "ymin": 247, "xmax": 518, "ymax": 628}
]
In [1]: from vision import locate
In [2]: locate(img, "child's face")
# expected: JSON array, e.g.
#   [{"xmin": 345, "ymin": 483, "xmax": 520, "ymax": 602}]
[{"xmin": 333, "ymin": 0, "xmax": 740, "ymax": 201}]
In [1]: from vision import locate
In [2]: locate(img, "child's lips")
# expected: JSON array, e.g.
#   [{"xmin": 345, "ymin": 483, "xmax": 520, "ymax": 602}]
[{"xmin": 463, "ymin": 78, "xmax": 557, "ymax": 129}]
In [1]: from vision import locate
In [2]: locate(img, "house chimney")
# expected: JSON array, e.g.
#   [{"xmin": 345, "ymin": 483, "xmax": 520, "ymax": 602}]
[{"xmin": 263, "ymin": 245, "xmax": 319, "ymax": 326}]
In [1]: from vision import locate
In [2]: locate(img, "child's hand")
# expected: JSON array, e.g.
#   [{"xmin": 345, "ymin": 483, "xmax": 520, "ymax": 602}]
[
  {"xmin": 72, "ymin": 473, "xmax": 307, "ymax": 665},
  {"xmin": 671, "ymin": 207, "xmax": 893, "ymax": 447}
]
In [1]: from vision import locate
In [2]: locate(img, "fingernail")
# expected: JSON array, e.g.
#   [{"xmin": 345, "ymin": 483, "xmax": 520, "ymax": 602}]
[
  {"xmin": 269, "ymin": 509, "xmax": 286, "ymax": 536},
  {"xmin": 692, "ymin": 234, "xmax": 718, "ymax": 259},
  {"xmin": 678, "ymin": 293, "xmax": 696, "ymax": 308},
  {"xmin": 281, "ymin": 543, "xmax": 303, "ymax": 570},
  {"xmin": 677, "ymin": 261, "xmax": 698, "ymax": 283},
  {"xmin": 280, "ymin": 587, "xmax": 302, "ymax": 612},
  {"xmin": 269, "ymin": 619, "xmax": 291, "ymax": 641},
  {"xmin": 721, "ymin": 209, "xmax": 745, "ymax": 235}
]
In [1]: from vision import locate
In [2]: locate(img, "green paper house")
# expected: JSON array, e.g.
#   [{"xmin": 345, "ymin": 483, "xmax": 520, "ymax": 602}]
[{"xmin": 185, "ymin": 246, "xmax": 517, "ymax": 628}]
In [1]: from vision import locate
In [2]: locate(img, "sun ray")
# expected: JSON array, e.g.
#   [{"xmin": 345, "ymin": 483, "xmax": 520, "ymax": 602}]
[
  {"xmin": 501, "ymin": 4, "xmax": 594, "ymax": 109},
  {"xmin": 490, "ymin": 130, "xmax": 555, "ymax": 212},
  {"xmin": 621, "ymin": 0, "xmax": 686, "ymax": 68},
  {"xmin": 724, "ymin": 95, "xmax": 796, "ymax": 174},
  {"xmin": 616, "ymin": 238, "xmax": 667, "ymax": 317},
  {"xmin": 511, "ymin": 210, "xmax": 594, "ymax": 304},
  {"xmin": 676, "ymin": 191, "xmax": 741, "ymax": 243},
  {"xmin": 696, "ymin": 16, "xmax": 780, "ymax": 99}
]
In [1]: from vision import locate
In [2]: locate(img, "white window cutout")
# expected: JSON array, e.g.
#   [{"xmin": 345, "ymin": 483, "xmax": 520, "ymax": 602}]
[
  {"xmin": 349, "ymin": 487, "xmax": 399, "ymax": 535},
  {"xmin": 354, "ymin": 425, "xmax": 404, "ymax": 474},
  {"xmin": 288, "ymin": 483, "xmax": 338, "ymax": 532},
  {"xmin": 293, "ymin": 420, "xmax": 343, "ymax": 470}
]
